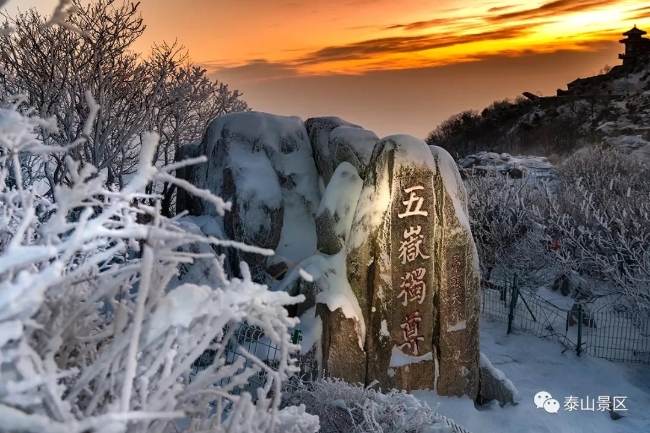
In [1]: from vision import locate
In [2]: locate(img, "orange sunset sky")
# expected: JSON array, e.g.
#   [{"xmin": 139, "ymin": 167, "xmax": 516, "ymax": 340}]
[{"xmin": 7, "ymin": 0, "xmax": 650, "ymax": 139}]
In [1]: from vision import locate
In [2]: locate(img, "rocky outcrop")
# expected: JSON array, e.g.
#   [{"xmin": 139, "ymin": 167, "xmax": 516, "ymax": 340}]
[
  {"xmin": 345, "ymin": 136, "xmax": 481, "ymax": 396},
  {"xmin": 458, "ymin": 151, "xmax": 554, "ymax": 181},
  {"xmin": 178, "ymin": 113, "xmax": 486, "ymax": 399},
  {"xmin": 314, "ymin": 162, "xmax": 363, "ymax": 256},
  {"xmin": 476, "ymin": 353, "xmax": 520, "ymax": 407},
  {"xmin": 305, "ymin": 117, "xmax": 378, "ymax": 186},
  {"xmin": 178, "ymin": 112, "xmax": 321, "ymax": 284},
  {"xmin": 430, "ymin": 147, "xmax": 481, "ymax": 398},
  {"xmin": 317, "ymin": 303, "xmax": 366, "ymax": 385}
]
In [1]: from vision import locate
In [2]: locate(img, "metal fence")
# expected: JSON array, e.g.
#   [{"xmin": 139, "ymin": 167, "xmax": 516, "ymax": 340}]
[
  {"xmin": 481, "ymin": 275, "xmax": 650, "ymax": 364},
  {"xmin": 188, "ymin": 324, "xmax": 474, "ymax": 433},
  {"xmin": 188, "ymin": 323, "xmax": 316, "ymax": 410}
]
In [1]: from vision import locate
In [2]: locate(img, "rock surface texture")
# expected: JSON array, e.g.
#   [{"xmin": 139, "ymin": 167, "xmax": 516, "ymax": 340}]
[{"xmin": 178, "ymin": 111, "xmax": 485, "ymax": 399}]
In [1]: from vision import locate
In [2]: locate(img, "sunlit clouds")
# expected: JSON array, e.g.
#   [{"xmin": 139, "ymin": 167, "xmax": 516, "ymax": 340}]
[
  {"xmin": 197, "ymin": 0, "xmax": 650, "ymax": 79},
  {"xmin": 10, "ymin": 0, "xmax": 650, "ymax": 139}
]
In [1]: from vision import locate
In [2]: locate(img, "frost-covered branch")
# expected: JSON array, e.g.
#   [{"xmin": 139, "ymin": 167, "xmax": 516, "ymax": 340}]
[{"xmin": 0, "ymin": 80, "xmax": 315, "ymax": 433}]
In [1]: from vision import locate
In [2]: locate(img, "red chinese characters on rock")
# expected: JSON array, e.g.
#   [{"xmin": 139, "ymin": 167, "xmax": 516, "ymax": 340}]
[
  {"xmin": 395, "ymin": 184, "xmax": 432, "ymax": 356},
  {"xmin": 397, "ymin": 185, "xmax": 428, "ymax": 219},
  {"xmin": 398, "ymin": 268, "xmax": 427, "ymax": 306},
  {"xmin": 398, "ymin": 310, "xmax": 424, "ymax": 355},
  {"xmin": 398, "ymin": 226, "xmax": 430, "ymax": 264}
]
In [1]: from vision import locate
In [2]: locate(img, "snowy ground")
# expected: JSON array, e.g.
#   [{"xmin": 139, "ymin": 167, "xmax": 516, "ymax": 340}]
[{"xmin": 415, "ymin": 317, "xmax": 650, "ymax": 433}]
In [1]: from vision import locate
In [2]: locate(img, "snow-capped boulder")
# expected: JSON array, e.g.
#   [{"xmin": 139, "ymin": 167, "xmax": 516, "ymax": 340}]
[
  {"xmin": 317, "ymin": 303, "xmax": 367, "ymax": 384},
  {"xmin": 329, "ymin": 125, "xmax": 379, "ymax": 179},
  {"xmin": 476, "ymin": 353, "xmax": 520, "ymax": 408},
  {"xmin": 305, "ymin": 117, "xmax": 378, "ymax": 186},
  {"xmin": 178, "ymin": 114, "xmax": 483, "ymax": 399},
  {"xmin": 181, "ymin": 111, "xmax": 321, "ymax": 284},
  {"xmin": 315, "ymin": 162, "xmax": 363, "ymax": 255},
  {"xmin": 603, "ymin": 135, "xmax": 650, "ymax": 161},
  {"xmin": 276, "ymin": 251, "xmax": 367, "ymax": 384},
  {"xmin": 346, "ymin": 135, "xmax": 480, "ymax": 397}
]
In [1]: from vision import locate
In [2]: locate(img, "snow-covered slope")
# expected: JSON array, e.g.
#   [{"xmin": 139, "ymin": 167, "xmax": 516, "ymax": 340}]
[
  {"xmin": 416, "ymin": 317, "xmax": 650, "ymax": 433},
  {"xmin": 533, "ymin": 65, "xmax": 650, "ymax": 161}
]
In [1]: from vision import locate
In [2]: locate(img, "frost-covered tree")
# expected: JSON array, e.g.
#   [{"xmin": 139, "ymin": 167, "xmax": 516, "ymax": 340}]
[
  {"xmin": 465, "ymin": 172, "xmax": 549, "ymax": 286},
  {"xmin": 546, "ymin": 148, "xmax": 650, "ymax": 314},
  {"xmin": 465, "ymin": 147, "xmax": 650, "ymax": 315},
  {"xmin": 0, "ymin": 2, "xmax": 317, "ymax": 432},
  {"xmin": 141, "ymin": 41, "xmax": 249, "ymax": 216},
  {"xmin": 0, "ymin": 0, "xmax": 249, "ymax": 200}
]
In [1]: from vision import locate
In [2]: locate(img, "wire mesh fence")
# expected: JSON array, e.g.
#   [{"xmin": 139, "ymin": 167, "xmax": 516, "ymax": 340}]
[
  {"xmin": 188, "ymin": 323, "xmax": 317, "ymax": 410},
  {"xmin": 481, "ymin": 275, "xmax": 650, "ymax": 364},
  {"xmin": 189, "ymin": 277, "xmax": 649, "ymax": 416},
  {"xmin": 188, "ymin": 324, "xmax": 475, "ymax": 433}
]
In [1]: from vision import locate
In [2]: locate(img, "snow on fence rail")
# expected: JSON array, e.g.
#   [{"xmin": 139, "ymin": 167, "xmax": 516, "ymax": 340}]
[{"xmin": 481, "ymin": 277, "xmax": 650, "ymax": 364}]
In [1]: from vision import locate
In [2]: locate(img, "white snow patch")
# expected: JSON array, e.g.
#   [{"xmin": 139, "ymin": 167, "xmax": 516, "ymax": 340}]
[
  {"xmin": 388, "ymin": 134, "xmax": 438, "ymax": 172},
  {"xmin": 414, "ymin": 317, "xmax": 650, "ymax": 433},
  {"xmin": 380, "ymin": 319, "xmax": 390, "ymax": 338},
  {"xmin": 299, "ymin": 268, "xmax": 314, "ymax": 282},
  {"xmin": 227, "ymin": 144, "xmax": 283, "ymax": 210},
  {"xmin": 387, "ymin": 368, "xmax": 396, "ymax": 377},
  {"xmin": 272, "ymin": 184, "xmax": 319, "ymax": 266},
  {"xmin": 295, "ymin": 307, "xmax": 322, "ymax": 357},
  {"xmin": 144, "ymin": 284, "xmax": 211, "ymax": 345},
  {"xmin": 348, "ymin": 159, "xmax": 391, "ymax": 250},
  {"xmin": 316, "ymin": 161, "xmax": 363, "ymax": 242},
  {"xmin": 447, "ymin": 320, "xmax": 466, "ymax": 332},
  {"xmin": 389, "ymin": 346, "xmax": 433, "ymax": 367}
]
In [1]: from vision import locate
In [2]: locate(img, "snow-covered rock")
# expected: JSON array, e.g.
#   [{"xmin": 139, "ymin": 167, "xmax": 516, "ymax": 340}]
[
  {"xmin": 178, "ymin": 114, "xmax": 482, "ymax": 401},
  {"xmin": 459, "ymin": 151, "xmax": 555, "ymax": 180},
  {"xmin": 603, "ymin": 134, "xmax": 650, "ymax": 160},
  {"xmin": 182, "ymin": 111, "xmax": 321, "ymax": 284},
  {"xmin": 346, "ymin": 135, "xmax": 480, "ymax": 397},
  {"xmin": 314, "ymin": 161, "xmax": 363, "ymax": 255},
  {"xmin": 476, "ymin": 353, "xmax": 520, "ymax": 408},
  {"xmin": 305, "ymin": 117, "xmax": 378, "ymax": 186}
]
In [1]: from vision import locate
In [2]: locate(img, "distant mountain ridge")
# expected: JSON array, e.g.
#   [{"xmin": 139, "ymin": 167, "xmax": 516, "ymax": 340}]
[{"xmin": 426, "ymin": 30, "xmax": 650, "ymax": 163}]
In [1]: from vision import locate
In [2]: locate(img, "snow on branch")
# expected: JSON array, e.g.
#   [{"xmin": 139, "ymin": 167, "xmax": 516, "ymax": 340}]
[{"xmin": 0, "ymin": 59, "xmax": 316, "ymax": 433}]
